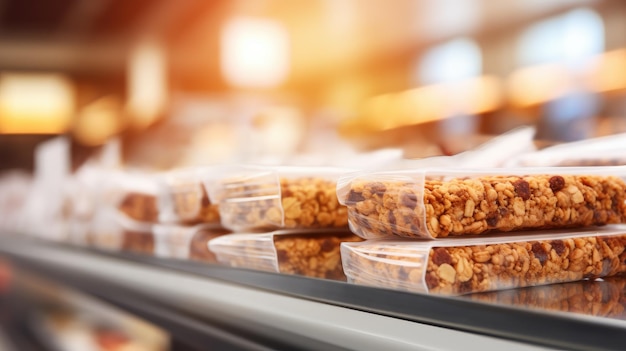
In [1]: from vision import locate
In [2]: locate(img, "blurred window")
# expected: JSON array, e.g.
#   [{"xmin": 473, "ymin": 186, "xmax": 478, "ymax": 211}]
[
  {"xmin": 416, "ymin": 38, "xmax": 482, "ymax": 85},
  {"xmin": 517, "ymin": 8, "xmax": 604, "ymax": 68}
]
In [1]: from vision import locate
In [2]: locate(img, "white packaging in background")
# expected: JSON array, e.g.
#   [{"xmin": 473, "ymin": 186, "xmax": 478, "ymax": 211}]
[
  {"xmin": 19, "ymin": 137, "xmax": 71, "ymax": 241},
  {"xmin": 508, "ymin": 132, "xmax": 626, "ymax": 167}
]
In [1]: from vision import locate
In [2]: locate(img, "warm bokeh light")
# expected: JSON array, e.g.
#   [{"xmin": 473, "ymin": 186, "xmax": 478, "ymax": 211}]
[
  {"xmin": 127, "ymin": 39, "xmax": 167, "ymax": 129},
  {"xmin": 508, "ymin": 64, "xmax": 571, "ymax": 107},
  {"xmin": 220, "ymin": 17, "xmax": 290, "ymax": 88},
  {"xmin": 588, "ymin": 49, "xmax": 626, "ymax": 93},
  {"xmin": 508, "ymin": 49, "xmax": 626, "ymax": 108},
  {"xmin": 0, "ymin": 73, "xmax": 74, "ymax": 134},
  {"xmin": 73, "ymin": 97, "xmax": 122, "ymax": 146},
  {"xmin": 343, "ymin": 75, "xmax": 501, "ymax": 134}
]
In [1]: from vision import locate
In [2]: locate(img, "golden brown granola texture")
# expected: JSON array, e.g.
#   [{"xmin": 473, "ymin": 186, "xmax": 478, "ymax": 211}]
[
  {"xmin": 346, "ymin": 235, "xmax": 626, "ymax": 295},
  {"xmin": 220, "ymin": 177, "xmax": 348, "ymax": 230},
  {"xmin": 345, "ymin": 175, "xmax": 626, "ymax": 238},
  {"xmin": 219, "ymin": 232, "xmax": 362, "ymax": 280}
]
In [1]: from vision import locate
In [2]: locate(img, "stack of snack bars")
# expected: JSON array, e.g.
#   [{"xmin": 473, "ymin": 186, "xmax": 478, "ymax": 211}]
[
  {"xmin": 150, "ymin": 169, "xmax": 229, "ymax": 263},
  {"xmin": 205, "ymin": 166, "xmax": 362, "ymax": 281},
  {"xmin": 87, "ymin": 169, "xmax": 230, "ymax": 260},
  {"xmin": 337, "ymin": 167, "xmax": 626, "ymax": 294}
]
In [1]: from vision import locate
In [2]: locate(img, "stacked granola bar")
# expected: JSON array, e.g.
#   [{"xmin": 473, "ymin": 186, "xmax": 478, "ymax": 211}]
[
  {"xmin": 339, "ymin": 168, "xmax": 626, "ymax": 294},
  {"xmin": 205, "ymin": 166, "xmax": 360, "ymax": 280}
]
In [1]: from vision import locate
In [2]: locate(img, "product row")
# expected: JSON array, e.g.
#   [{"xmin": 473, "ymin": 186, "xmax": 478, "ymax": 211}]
[
  {"xmin": 3, "ymin": 131, "xmax": 626, "ymax": 297},
  {"xmin": 79, "ymin": 212, "xmax": 626, "ymax": 295}
]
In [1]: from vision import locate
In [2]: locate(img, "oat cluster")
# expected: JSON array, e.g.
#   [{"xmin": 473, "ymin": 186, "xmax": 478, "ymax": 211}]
[{"xmin": 274, "ymin": 233, "xmax": 362, "ymax": 280}]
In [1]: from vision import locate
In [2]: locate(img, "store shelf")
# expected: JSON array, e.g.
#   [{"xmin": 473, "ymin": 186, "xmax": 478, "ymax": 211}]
[{"xmin": 0, "ymin": 236, "xmax": 625, "ymax": 351}]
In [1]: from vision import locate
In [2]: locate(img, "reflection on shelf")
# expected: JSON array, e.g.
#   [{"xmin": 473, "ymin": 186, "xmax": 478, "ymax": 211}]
[{"xmin": 467, "ymin": 278, "xmax": 626, "ymax": 321}]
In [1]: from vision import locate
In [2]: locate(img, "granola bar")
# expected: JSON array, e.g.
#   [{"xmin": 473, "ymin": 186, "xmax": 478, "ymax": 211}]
[
  {"xmin": 153, "ymin": 224, "xmax": 229, "ymax": 261},
  {"xmin": 342, "ymin": 234, "xmax": 626, "ymax": 295},
  {"xmin": 345, "ymin": 174, "xmax": 626, "ymax": 238},
  {"xmin": 118, "ymin": 192, "xmax": 159, "ymax": 223},
  {"xmin": 165, "ymin": 183, "xmax": 220, "ymax": 224},
  {"xmin": 210, "ymin": 231, "xmax": 362, "ymax": 280},
  {"xmin": 219, "ymin": 177, "xmax": 348, "ymax": 230},
  {"xmin": 273, "ymin": 232, "xmax": 363, "ymax": 280}
]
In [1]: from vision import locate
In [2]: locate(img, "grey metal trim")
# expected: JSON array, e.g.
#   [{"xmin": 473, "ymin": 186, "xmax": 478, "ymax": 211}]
[{"xmin": 0, "ymin": 239, "xmax": 548, "ymax": 351}]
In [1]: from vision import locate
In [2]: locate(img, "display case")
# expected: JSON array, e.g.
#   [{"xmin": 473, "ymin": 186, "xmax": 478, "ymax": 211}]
[{"xmin": 0, "ymin": 235, "xmax": 624, "ymax": 351}]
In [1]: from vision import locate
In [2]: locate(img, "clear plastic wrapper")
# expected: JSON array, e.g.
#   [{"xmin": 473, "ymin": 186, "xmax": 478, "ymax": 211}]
[
  {"xmin": 468, "ymin": 277, "xmax": 626, "ymax": 319},
  {"xmin": 111, "ymin": 172, "xmax": 160, "ymax": 223},
  {"xmin": 205, "ymin": 166, "xmax": 350, "ymax": 231},
  {"xmin": 153, "ymin": 224, "xmax": 229, "ymax": 262},
  {"xmin": 452, "ymin": 126, "xmax": 536, "ymax": 168},
  {"xmin": 157, "ymin": 169, "xmax": 220, "ymax": 224},
  {"xmin": 509, "ymin": 132, "xmax": 626, "ymax": 167},
  {"xmin": 68, "ymin": 219, "xmax": 91, "ymax": 247},
  {"xmin": 338, "ymin": 166, "xmax": 626, "ymax": 239},
  {"xmin": 87, "ymin": 209, "xmax": 125, "ymax": 251},
  {"xmin": 341, "ymin": 227, "xmax": 626, "ymax": 295},
  {"xmin": 87, "ymin": 210, "xmax": 154, "ymax": 254},
  {"xmin": 209, "ymin": 230, "xmax": 363, "ymax": 280},
  {"xmin": 0, "ymin": 171, "xmax": 32, "ymax": 231},
  {"xmin": 19, "ymin": 137, "xmax": 71, "ymax": 241}
]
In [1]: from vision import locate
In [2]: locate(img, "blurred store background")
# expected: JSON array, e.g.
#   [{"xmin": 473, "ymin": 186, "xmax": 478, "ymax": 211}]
[{"xmin": 1, "ymin": 0, "xmax": 626, "ymax": 170}]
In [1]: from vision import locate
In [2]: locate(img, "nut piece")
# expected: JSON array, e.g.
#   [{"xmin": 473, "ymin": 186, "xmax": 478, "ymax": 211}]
[
  {"xmin": 345, "ymin": 174, "xmax": 626, "ymax": 238},
  {"xmin": 437, "ymin": 264, "xmax": 457, "ymax": 283}
]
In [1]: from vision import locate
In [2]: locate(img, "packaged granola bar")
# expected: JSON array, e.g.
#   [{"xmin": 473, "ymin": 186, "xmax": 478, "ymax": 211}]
[
  {"xmin": 87, "ymin": 210, "xmax": 154, "ymax": 255},
  {"xmin": 111, "ymin": 172, "xmax": 160, "ymax": 223},
  {"xmin": 157, "ymin": 169, "xmax": 220, "ymax": 225},
  {"xmin": 205, "ymin": 166, "xmax": 350, "ymax": 231},
  {"xmin": 337, "ymin": 166, "xmax": 626, "ymax": 239},
  {"xmin": 209, "ymin": 230, "xmax": 363, "ymax": 280},
  {"xmin": 341, "ymin": 227, "xmax": 626, "ymax": 295},
  {"xmin": 153, "ymin": 224, "xmax": 229, "ymax": 262}
]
